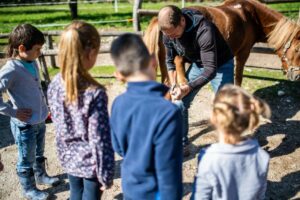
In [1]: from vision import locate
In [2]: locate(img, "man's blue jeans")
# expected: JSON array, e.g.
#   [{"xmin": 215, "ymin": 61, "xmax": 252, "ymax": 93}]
[
  {"xmin": 10, "ymin": 119, "xmax": 46, "ymax": 173},
  {"xmin": 174, "ymin": 59, "xmax": 234, "ymax": 145}
]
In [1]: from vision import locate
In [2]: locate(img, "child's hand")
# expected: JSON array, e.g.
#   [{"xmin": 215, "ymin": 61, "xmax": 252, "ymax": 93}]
[{"xmin": 16, "ymin": 108, "xmax": 32, "ymax": 122}]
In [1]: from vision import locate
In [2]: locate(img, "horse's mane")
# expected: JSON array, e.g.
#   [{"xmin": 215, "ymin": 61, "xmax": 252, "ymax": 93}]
[
  {"xmin": 143, "ymin": 17, "xmax": 160, "ymax": 67},
  {"xmin": 268, "ymin": 18, "xmax": 300, "ymax": 50}
]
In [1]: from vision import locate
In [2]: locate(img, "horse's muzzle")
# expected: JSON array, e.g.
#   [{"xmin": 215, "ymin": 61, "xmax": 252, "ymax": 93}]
[{"xmin": 287, "ymin": 66, "xmax": 300, "ymax": 81}]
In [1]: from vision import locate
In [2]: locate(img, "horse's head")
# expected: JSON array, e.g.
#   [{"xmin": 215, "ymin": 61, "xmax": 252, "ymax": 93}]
[
  {"xmin": 268, "ymin": 18, "xmax": 300, "ymax": 81},
  {"xmin": 279, "ymin": 31, "xmax": 300, "ymax": 81}
]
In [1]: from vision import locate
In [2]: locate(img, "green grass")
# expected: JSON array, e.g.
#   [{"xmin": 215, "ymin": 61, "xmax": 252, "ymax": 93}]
[
  {"xmin": 0, "ymin": 1, "xmax": 298, "ymax": 34},
  {"xmin": 47, "ymin": 65, "xmax": 116, "ymax": 85},
  {"xmin": 242, "ymin": 66, "xmax": 300, "ymax": 100},
  {"xmin": 242, "ymin": 67, "xmax": 285, "ymax": 93}
]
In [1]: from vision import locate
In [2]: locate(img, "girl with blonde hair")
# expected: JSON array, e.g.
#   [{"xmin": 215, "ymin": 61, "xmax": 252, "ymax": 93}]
[
  {"xmin": 192, "ymin": 84, "xmax": 271, "ymax": 200},
  {"xmin": 47, "ymin": 21, "xmax": 114, "ymax": 200}
]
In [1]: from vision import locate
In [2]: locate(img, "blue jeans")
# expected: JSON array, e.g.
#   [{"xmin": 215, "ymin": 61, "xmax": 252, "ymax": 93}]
[
  {"xmin": 175, "ymin": 59, "xmax": 234, "ymax": 145},
  {"xmin": 68, "ymin": 174, "xmax": 102, "ymax": 200},
  {"xmin": 10, "ymin": 119, "xmax": 46, "ymax": 173}
]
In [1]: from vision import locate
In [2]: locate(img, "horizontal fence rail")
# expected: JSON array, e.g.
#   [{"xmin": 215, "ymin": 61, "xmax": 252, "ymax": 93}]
[{"xmin": 0, "ymin": 31, "xmax": 143, "ymax": 59}]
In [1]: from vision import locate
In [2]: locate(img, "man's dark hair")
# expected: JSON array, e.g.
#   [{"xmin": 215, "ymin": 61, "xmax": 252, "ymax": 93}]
[
  {"xmin": 165, "ymin": 5, "xmax": 183, "ymax": 27},
  {"xmin": 110, "ymin": 33, "xmax": 151, "ymax": 76},
  {"xmin": 158, "ymin": 5, "xmax": 183, "ymax": 29},
  {"xmin": 7, "ymin": 24, "xmax": 45, "ymax": 57}
]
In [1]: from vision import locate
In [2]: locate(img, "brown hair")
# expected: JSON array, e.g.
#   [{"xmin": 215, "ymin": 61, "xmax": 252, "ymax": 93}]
[
  {"xmin": 58, "ymin": 20, "xmax": 103, "ymax": 103},
  {"xmin": 7, "ymin": 24, "xmax": 45, "ymax": 58},
  {"xmin": 211, "ymin": 85, "xmax": 271, "ymax": 144},
  {"xmin": 110, "ymin": 33, "xmax": 151, "ymax": 77}
]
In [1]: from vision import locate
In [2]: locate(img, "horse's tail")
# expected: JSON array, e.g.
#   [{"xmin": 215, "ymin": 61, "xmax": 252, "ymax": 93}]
[
  {"xmin": 143, "ymin": 17, "xmax": 161, "ymax": 70},
  {"xmin": 143, "ymin": 17, "xmax": 169, "ymax": 85}
]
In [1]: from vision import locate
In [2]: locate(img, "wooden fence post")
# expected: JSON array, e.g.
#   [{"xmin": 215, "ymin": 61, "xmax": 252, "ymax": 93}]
[
  {"xmin": 69, "ymin": 0, "xmax": 78, "ymax": 19},
  {"xmin": 45, "ymin": 35, "xmax": 57, "ymax": 68},
  {"xmin": 38, "ymin": 55, "xmax": 51, "ymax": 87},
  {"xmin": 133, "ymin": 0, "xmax": 142, "ymax": 32}
]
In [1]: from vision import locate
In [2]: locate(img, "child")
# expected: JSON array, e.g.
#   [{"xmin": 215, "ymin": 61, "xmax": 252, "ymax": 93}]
[
  {"xmin": 47, "ymin": 21, "xmax": 114, "ymax": 200},
  {"xmin": 110, "ymin": 33, "xmax": 183, "ymax": 200},
  {"xmin": 0, "ymin": 24, "xmax": 59, "ymax": 200},
  {"xmin": 192, "ymin": 84, "xmax": 271, "ymax": 200}
]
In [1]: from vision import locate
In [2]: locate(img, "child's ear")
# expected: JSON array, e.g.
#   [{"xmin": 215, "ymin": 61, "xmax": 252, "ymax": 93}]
[
  {"xmin": 18, "ymin": 45, "xmax": 26, "ymax": 53},
  {"xmin": 114, "ymin": 71, "xmax": 126, "ymax": 82}
]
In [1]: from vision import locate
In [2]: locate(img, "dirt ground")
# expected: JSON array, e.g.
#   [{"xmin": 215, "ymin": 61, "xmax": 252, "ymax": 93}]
[{"xmin": 0, "ymin": 52, "xmax": 299, "ymax": 199}]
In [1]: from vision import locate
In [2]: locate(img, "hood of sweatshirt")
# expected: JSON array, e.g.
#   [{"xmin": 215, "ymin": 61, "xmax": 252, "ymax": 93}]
[{"xmin": 206, "ymin": 139, "xmax": 260, "ymax": 154}]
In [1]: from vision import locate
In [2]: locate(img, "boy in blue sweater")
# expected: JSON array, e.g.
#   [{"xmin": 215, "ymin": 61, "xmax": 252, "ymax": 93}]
[{"xmin": 110, "ymin": 33, "xmax": 183, "ymax": 200}]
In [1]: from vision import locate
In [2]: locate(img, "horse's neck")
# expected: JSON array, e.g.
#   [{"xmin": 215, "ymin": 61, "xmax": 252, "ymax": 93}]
[{"xmin": 247, "ymin": 0, "xmax": 283, "ymax": 36}]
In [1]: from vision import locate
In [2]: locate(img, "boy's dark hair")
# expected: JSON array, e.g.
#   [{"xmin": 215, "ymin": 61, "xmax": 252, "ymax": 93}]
[
  {"xmin": 110, "ymin": 33, "xmax": 150, "ymax": 77},
  {"xmin": 7, "ymin": 24, "xmax": 45, "ymax": 58}
]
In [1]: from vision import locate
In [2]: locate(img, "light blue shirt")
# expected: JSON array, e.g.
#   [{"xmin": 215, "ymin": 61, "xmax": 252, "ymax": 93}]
[
  {"xmin": 19, "ymin": 60, "xmax": 37, "ymax": 77},
  {"xmin": 0, "ymin": 59, "xmax": 48, "ymax": 124},
  {"xmin": 192, "ymin": 139, "xmax": 269, "ymax": 200}
]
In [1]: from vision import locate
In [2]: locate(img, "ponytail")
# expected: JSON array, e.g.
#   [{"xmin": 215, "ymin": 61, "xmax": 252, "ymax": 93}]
[
  {"xmin": 248, "ymin": 96, "xmax": 271, "ymax": 130},
  {"xmin": 58, "ymin": 21, "xmax": 103, "ymax": 104},
  {"xmin": 211, "ymin": 85, "xmax": 271, "ymax": 144},
  {"xmin": 59, "ymin": 29, "xmax": 82, "ymax": 103}
]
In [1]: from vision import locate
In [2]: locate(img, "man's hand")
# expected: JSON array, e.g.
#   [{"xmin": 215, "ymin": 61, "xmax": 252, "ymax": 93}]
[
  {"xmin": 16, "ymin": 108, "xmax": 32, "ymax": 122},
  {"xmin": 171, "ymin": 84, "xmax": 191, "ymax": 100}
]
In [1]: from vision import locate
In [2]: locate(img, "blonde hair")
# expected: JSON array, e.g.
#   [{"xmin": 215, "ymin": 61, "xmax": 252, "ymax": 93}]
[
  {"xmin": 268, "ymin": 18, "xmax": 300, "ymax": 51},
  {"xmin": 58, "ymin": 21, "xmax": 103, "ymax": 103},
  {"xmin": 211, "ymin": 85, "xmax": 271, "ymax": 144}
]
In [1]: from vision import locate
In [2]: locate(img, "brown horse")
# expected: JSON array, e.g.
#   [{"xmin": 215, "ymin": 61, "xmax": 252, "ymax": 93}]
[{"xmin": 144, "ymin": 0, "xmax": 300, "ymax": 86}]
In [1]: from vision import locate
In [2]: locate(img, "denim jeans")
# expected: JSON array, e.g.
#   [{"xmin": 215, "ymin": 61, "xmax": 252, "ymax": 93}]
[
  {"xmin": 10, "ymin": 119, "xmax": 46, "ymax": 173},
  {"xmin": 68, "ymin": 174, "xmax": 102, "ymax": 200},
  {"xmin": 174, "ymin": 59, "xmax": 234, "ymax": 145}
]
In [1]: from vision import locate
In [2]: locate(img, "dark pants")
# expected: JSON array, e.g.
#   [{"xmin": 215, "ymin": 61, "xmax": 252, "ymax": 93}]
[{"xmin": 68, "ymin": 174, "xmax": 102, "ymax": 200}]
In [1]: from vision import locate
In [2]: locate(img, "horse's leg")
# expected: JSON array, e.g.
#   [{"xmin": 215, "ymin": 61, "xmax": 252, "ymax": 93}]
[
  {"xmin": 160, "ymin": 60, "xmax": 172, "ymax": 100},
  {"xmin": 175, "ymin": 56, "xmax": 188, "ymax": 86},
  {"xmin": 159, "ymin": 54, "xmax": 170, "ymax": 87},
  {"xmin": 235, "ymin": 50, "xmax": 251, "ymax": 86}
]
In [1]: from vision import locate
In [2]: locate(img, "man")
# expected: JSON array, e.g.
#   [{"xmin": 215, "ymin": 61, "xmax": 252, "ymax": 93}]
[{"xmin": 158, "ymin": 5, "xmax": 234, "ymax": 156}]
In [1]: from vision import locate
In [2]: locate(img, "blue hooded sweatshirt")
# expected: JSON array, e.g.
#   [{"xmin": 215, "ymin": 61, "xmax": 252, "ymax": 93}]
[{"xmin": 110, "ymin": 81, "xmax": 183, "ymax": 200}]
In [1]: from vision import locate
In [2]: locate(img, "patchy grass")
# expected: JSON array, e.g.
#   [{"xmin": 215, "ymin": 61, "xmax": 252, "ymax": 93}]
[{"xmin": 242, "ymin": 67, "xmax": 299, "ymax": 103}]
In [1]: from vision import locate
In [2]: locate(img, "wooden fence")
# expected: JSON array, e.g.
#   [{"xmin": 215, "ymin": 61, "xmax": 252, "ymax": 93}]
[
  {"xmin": 0, "ymin": 31, "xmax": 143, "ymax": 84},
  {"xmin": 0, "ymin": 30, "xmax": 277, "ymax": 84}
]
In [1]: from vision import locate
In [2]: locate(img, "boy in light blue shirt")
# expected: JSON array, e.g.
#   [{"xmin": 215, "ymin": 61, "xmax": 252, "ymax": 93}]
[{"xmin": 0, "ymin": 24, "xmax": 59, "ymax": 200}]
